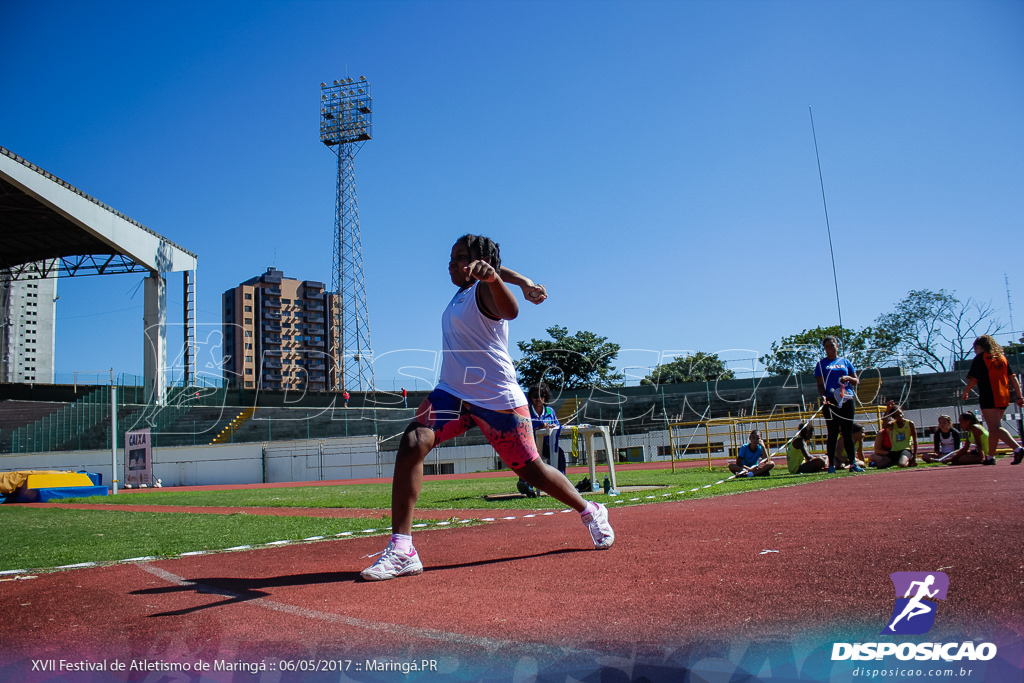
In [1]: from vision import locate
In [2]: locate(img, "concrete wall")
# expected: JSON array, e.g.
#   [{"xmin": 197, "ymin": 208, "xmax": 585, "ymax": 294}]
[
  {"xmin": 377, "ymin": 444, "xmax": 498, "ymax": 478},
  {"xmin": 549, "ymin": 369, "xmax": 974, "ymax": 433},
  {"xmin": 0, "ymin": 435, "xmax": 378, "ymax": 489},
  {"xmin": 4, "ymin": 403, "xmax": 1021, "ymax": 490}
]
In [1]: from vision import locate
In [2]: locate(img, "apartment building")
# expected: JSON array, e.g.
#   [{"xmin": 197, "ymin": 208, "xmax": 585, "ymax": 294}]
[
  {"xmin": 0, "ymin": 264, "xmax": 57, "ymax": 384},
  {"xmin": 222, "ymin": 268, "xmax": 339, "ymax": 391}
]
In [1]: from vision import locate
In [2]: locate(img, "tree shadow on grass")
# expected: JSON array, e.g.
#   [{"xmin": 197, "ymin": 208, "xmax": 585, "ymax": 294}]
[{"xmin": 133, "ymin": 548, "xmax": 585, "ymax": 617}]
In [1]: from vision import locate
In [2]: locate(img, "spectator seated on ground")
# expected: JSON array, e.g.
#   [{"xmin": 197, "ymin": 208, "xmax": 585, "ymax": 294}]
[
  {"xmin": 834, "ymin": 423, "xmax": 868, "ymax": 470},
  {"xmin": 922, "ymin": 414, "xmax": 961, "ymax": 464},
  {"xmin": 786, "ymin": 422, "xmax": 827, "ymax": 474},
  {"xmin": 871, "ymin": 404, "xmax": 917, "ymax": 468},
  {"xmin": 869, "ymin": 415, "xmax": 894, "ymax": 468},
  {"xmin": 945, "ymin": 412, "xmax": 989, "ymax": 466},
  {"xmin": 729, "ymin": 429, "xmax": 774, "ymax": 478},
  {"xmin": 889, "ymin": 406, "xmax": 918, "ymax": 467}
]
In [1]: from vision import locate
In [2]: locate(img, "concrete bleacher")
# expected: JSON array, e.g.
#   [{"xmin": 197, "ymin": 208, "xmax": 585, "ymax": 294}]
[
  {"xmin": 0, "ymin": 400, "xmax": 69, "ymax": 432},
  {"xmin": 189, "ymin": 405, "xmax": 497, "ymax": 450},
  {"xmin": 0, "ymin": 400, "xmax": 71, "ymax": 452},
  {"xmin": 546, "ymin": 368, "xmax": 967, "ymax": 437},
  {"xmin": 45, "ymin": 404, "xmax": 137, "ymax": 452},
  {"xmin": 230, "ymin": 406, "xmax": 414, "ymax": 443},
  {"xmin": 0, "ymin": 367, "xmax": 987, "ymax": 457},
  {"xmin": 155, "ymin": 406, "xmax": 249, "ymax": 447}
]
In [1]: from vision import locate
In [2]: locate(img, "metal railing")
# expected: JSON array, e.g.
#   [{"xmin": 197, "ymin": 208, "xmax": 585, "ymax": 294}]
[
  {"xmin": 668, "ymin": 405, "xmax": 888, "ymax": 471},
  {"xmin": 5, "ymin": 383, "xmax": 230, "ymax": 454}
]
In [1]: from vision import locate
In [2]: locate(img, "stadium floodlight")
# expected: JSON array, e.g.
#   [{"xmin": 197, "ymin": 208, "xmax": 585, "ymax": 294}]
[
  {"xmin": 320, "ymin": 78, "xmax": 375, "ymax": 393},
  {"xmin": 320, "ymin": 80, "xmax": 372, "ymax": 146}
]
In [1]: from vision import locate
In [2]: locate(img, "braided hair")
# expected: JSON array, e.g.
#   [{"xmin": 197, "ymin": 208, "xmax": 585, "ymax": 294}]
[{"xmin": 457, "ymin": 234, "xmax": 502, "ymax": 271}]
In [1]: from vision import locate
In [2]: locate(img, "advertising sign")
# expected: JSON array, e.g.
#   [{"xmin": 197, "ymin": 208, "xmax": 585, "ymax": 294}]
[{"xmin": 125, "ymin": 428, "xmax": 152, "ymax": 487}]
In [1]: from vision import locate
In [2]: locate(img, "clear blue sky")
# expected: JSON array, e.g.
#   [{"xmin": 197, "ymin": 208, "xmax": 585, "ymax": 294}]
[{"xmin": 2, "ymin": 0, "xmax": 1022, "ymax": 389}]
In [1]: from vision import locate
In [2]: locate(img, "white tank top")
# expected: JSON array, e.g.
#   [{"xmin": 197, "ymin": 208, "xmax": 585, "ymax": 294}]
[
  {"xmin": 936, "ymin": 430, "xmax": 957, "ymax": 454},
  {"xmin": 436, "ymin": 283, "xmax": 527, "ymax": 410}
]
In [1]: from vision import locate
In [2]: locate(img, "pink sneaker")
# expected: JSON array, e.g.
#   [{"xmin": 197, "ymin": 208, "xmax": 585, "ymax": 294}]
[
  {"xmin": 582, "ymin": 503, "xmax": 615, "ymax": 549},
  {"xmin": 360, "ymin": 542, "xmax": 423, "ymax": 581}
]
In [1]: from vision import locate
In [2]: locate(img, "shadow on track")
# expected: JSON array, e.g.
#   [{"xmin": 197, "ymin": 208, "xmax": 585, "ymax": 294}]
[{"xmin": 132, "ymin": 548, "xmax": 586, "ymax": 617}]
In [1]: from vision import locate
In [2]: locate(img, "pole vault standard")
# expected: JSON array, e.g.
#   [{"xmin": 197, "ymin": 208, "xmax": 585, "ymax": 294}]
[{"xmin": 110, "ymin": 386, "xmax": 118, "ymax": 494}]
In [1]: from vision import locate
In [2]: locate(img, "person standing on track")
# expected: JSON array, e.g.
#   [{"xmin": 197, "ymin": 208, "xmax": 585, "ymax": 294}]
[
  {"xmin": 361, "ymin": 234, "xmax": 615, "ymax": 581},
  {"xmin": 961, "ymin": 334, "xmax": 1024, "ymax": 465},
  {"xmin": 815, "ymin": 335, "xmax": 864, "ymax": 474}
]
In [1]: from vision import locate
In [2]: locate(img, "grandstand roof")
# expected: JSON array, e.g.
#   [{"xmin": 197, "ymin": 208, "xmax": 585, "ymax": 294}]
[{"xmin": 0, "ymin": 145, "xmax": 197, "ymax": 279}]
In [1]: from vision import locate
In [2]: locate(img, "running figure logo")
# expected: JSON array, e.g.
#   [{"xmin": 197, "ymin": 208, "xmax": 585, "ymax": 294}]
[{"xmin": 883, "ymin": 571, "xmax": 949, "ymax": 635}]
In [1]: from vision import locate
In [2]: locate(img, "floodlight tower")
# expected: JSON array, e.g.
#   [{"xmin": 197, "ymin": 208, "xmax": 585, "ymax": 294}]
[{"xmin": 320, "ymin": 76, "xmax": 375, "ymax": 392}]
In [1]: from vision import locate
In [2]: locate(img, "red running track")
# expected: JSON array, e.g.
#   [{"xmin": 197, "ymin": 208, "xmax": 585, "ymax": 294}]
[{"xmin": 2, "ymin": 464, "xmax": 1022, "ymax": 682}]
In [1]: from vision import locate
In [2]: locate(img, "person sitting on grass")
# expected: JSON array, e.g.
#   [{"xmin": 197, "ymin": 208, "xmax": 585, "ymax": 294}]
[
  {"xmin": 786, "ymin": 422, "xmax": 827, "ymax": 474},
  {"xmin": 868, "ymin": 414, "xmax": 894, "ymax": 468},
  {"xmin": 922, "ymin": 414, "xmax": 960, "ymax": 464},
  {"xmin": 873, "ymin": 404, "xmax": 917, "ymax": 469},
  {"xmin": 945, "ymin": 412, "xmax": 989, "ymax": 466},
  {"xmin": 729, "ymin": 429, "xmax": 774, "ymax": 477},
  {"xmin": 834, "ymin": 423, "xmax": 867, "ymax": 470}
]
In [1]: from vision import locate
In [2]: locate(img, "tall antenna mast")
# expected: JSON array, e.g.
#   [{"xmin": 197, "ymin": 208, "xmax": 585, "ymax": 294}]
[
  {"xmin": 1007, "ymin": 273, "xmax": 1017, "ymax": 344},
  {"xmin": 320, "ymin": 76, "xmax": 375, "ymax": 392},
  {"xmin": 809, "ymin": 106, "xmax": 844, "ymax": 336}
]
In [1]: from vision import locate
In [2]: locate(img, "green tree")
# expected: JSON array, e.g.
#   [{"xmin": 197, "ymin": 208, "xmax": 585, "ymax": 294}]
[
  {"xmin": 1004, "ymin": 341, "xmax": 1024, "ymax": 355},
  {"xmin": 759, "ymin": 325, "xmax": 896, "ymax": 376},
  {"xmin": 873, "ymin": 289, "xmax": 1005, "ymax": 372},
  {"xmin": 640, "ymin": 352, "xmax": 735, "ymax": 385},
  {"xmin": 516, "ymin": 325, "xmax": 623, "ymax": 390}
]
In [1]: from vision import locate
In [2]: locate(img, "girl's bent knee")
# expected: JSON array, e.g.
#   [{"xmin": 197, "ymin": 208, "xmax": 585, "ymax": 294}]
[{"xmin": 400, "ymin": 424, "xmax": 435, "ymax": 457}]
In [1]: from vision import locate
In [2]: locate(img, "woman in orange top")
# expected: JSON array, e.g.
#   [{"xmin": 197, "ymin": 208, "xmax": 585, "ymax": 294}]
[{"xmin": 962, "ymin": 335, "xmax": 1024, "ymax": 465}]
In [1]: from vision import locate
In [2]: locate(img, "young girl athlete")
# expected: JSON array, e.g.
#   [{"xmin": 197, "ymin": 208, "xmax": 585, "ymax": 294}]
[
  {"xmin": 361, "ymin": 234, "xmax": 615, "ymax": 581},
  {"xmin": 962, "ymin": 334, "xmax": 1024, "ymax": 465}
]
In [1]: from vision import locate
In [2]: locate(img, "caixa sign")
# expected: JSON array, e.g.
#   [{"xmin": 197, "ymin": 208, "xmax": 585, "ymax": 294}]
[{"xmin": 127, "ymin": 431, "xmax": 149, "ymax": 447}]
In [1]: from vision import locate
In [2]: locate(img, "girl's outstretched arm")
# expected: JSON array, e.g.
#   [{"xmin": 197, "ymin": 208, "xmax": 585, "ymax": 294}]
[{"xmin": 499, "ymin": 266, "xmax": 547, "ymax": 304}]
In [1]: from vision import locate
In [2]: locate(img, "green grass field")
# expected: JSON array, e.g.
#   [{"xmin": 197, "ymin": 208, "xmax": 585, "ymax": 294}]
[
  {"xmin": 0, "ymin": 508, "xmax": 399, "ymax": 573},
  {"xmin": 0, "ymin": 464, "xmax": 887, "ymax": 573},
  {"xmin": 61, "ymin": 465, "xmax": 842, "ymax": 508}
]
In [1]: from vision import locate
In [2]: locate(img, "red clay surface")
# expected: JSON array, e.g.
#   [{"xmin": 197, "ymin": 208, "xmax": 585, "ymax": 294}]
[{"xmin": 2, "ymin": 463, "xmax": 1023, "ymax": 682}]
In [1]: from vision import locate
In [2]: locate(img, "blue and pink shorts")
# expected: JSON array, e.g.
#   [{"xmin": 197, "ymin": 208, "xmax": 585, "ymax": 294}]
[{"xmin": 414, "ymin": 389, "xmax": 540, "ymax": 470}]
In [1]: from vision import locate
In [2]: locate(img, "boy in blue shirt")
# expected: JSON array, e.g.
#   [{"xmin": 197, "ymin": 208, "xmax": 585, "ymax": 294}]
[{"xmin": 728, "ymin": 429, "xmax": 774, "ymax": 477}]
